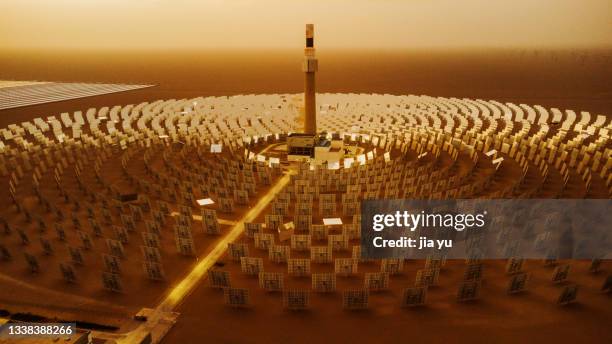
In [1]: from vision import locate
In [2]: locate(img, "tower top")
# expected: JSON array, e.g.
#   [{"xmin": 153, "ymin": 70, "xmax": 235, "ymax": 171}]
[{"xmin": 306, "ymin": 24, "xmax": 314, "ymax": 48}]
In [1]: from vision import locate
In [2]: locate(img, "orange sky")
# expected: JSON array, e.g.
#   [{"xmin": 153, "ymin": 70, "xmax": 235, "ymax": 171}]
[{"xmin": 1, "ymin": 0, "xmax": 611, "ymax": 50}]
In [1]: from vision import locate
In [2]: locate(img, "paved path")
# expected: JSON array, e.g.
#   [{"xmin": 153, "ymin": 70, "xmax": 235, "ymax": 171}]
[{"xmin": 116, "ymin": 170, "xmax": 294, "ymax": 343}]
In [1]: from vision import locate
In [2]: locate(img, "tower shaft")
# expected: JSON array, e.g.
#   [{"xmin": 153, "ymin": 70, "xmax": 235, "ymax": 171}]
[
  {"xmin": 304, "ymin": 72, "xmax": 316, "ymax": 135},
  {"xmin": 302, "ymin": 24, "xmax": 318, "ymax": 135}
]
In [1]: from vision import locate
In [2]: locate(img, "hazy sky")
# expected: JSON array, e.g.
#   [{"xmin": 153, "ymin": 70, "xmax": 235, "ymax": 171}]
[{"xmin": 1, "ymin": 0, "xmax": 611, "ymax": 50}]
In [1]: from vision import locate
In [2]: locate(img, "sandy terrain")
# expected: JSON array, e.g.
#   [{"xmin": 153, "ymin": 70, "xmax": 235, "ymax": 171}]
[
  {"xmin": 0, "ymin": 142, "xmax": 279, "ymax": 330},
  {"xmin": 1, "ymin": 49, "xmax": 611, "ymax": 129},
  {"xmin": 0, "ymin": 50, "xmax": 610, "ymax": 341},
  {"xmin": 161, "ymin": 148, "xmax": 610, "ymax": 343},
  {"xmin": 164, "ymin": 259, "xmax": 611, "ymax": 344}
]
